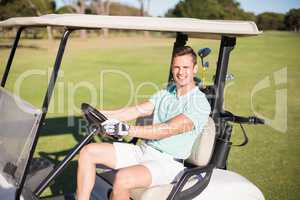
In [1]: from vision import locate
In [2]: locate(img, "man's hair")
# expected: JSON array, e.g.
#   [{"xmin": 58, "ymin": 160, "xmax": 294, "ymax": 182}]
[{"xmin": 173, "ymin": 46, "xmax": 197, "ymax": 66}]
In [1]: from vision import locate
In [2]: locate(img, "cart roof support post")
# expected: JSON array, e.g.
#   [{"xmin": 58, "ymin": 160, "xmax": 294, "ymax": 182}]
[
  {"xmin": 15, "ymin": 28, "xmax": 73, "ymax": 200},
  {"xmin": 1, "ymin": 27, "xmax": 24, "ymax": 87},
  {"xmin": 209, "ymin": 36, "xmax": 236, "ymax": 170},
  {"xmin": 212, "ymin": 36, "xmax": 236, "ymax": 130}
]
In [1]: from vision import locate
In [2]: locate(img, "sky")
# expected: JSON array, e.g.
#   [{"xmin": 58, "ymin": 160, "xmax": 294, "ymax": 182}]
[{"xmin": 56, "ymin": 0, "xmax": 300, "ymax": 17}]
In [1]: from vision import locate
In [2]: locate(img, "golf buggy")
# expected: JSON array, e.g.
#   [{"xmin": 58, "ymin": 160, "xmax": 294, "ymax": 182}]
[{"xmin": 0, "ymin": 14, "xmax": 265, "ymax": 200}]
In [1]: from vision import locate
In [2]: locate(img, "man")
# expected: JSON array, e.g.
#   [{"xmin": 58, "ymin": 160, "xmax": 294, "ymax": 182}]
[{"xmin": 77, "ymin": 46, "xmax": 211, "ymax": 200}]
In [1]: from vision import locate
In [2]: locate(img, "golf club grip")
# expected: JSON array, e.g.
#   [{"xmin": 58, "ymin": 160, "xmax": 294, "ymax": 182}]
[
  {"xmin": 234, "ymin": 116, "xmax": 265, "ymax": 124},
  {"xmin": 249, "ymin": 116, "xmax": 265, "ymax": 124},
  {"xmin": 221, "ymin": 111, "xmax": 264, "ymax": 124}
]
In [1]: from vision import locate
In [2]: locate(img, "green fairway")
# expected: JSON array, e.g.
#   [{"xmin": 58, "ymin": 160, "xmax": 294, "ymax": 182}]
[{"xmin": 0, "ymin": 31, "xmax": 299, "ymax": 199}]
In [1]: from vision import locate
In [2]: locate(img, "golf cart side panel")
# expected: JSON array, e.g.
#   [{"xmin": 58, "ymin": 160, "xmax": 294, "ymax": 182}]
[
  {"xmin": 133, "ymin": 169, "xmax": 265, "ymax": 200},
  {"xmin": 0, "ymin": 87, "xmax": 42, "ymax": 200},
  {"xmin": 0, "ymin": 14, "xmax": 262, "ymax": 39},
  {"xmin": 195, "ymin": 169, "xmax": 264, "ymax": 200},
  {"xmin": 90, "ymin": 169, "xmax": 264, "ymax": 200}
]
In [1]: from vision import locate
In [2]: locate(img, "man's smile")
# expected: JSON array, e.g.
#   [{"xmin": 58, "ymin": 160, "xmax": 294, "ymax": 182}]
[{"xmin": 176, "ymin": 75, "xmax": 186, "ymax": 79}]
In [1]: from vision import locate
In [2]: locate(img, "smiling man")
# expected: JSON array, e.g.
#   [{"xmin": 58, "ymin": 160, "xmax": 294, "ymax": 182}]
[{"xmin": 76, "ymin": 46, "xmax": 211, "ymax": 200}]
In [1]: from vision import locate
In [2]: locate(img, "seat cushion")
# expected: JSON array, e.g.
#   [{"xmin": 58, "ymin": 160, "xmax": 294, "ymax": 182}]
[{"xmin": 130, "ymin": 176, "xmax": 199, "ymax": 200}]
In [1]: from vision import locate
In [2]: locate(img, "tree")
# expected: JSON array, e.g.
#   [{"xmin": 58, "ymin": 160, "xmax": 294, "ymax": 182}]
[
  {"xmin": 108, "ymin": 2, "xmax": 140, "ymax": 16},
  {"xmin": 137, "ymin": 0, "xmax": 151, "ymax": 37},
  {"xmin": 26, "ymin": 0, "xmax": 56, "ymax": 40},
  {"xmin": 0, "ymin": 0, "xmax": 55, "ymax": 20},
  {"xmin": 0, "ymin": 1, "xmax": 34, "ymax": 20},
  {"xmin": 256, "ymin": 12, "xmax": 285, "ymax": 30},
  {"xmin": 92, "ymin": 0, "xmax": 105, "ymax": 15},
  {"xmin": 61, "ymin": 0, "xmax": 87, "ymax": 38},
  {"xmin": 137, "ymin": 0, "xmax": 144, "ymax": 16},
  {"xmin": 217, "ymin": 0, "xmax": 255, "ymax": 20},
  {"xmin": 56, "ymin": 5, "xmax": 77, "ymax": 14},
  {"xmin": 284, "ymin": 8, "xmax": 300, "ymax": 32},
  {"xmin": 91, "ymin": 0, "xmax": 112, "ymax": 37},
  {"xmin": 166, "ymin": 0, "xmax": 254, "ymax": 20},
  {"xmin": 166, "ymin": 0, "xmax": 223, "ymax": 19},
  {"xmin": 0, "ymin": 0, "xmax": 56, "ymax": 39}
]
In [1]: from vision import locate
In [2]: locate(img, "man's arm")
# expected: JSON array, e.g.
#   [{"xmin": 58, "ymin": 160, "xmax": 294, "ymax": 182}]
[
  {"xmin": 100, "ymin": 101, "xmax": 154, "ymax": 122},
  {"xmin": 128, "ymin": 114, "xmax": 194, "ymax": 140}
]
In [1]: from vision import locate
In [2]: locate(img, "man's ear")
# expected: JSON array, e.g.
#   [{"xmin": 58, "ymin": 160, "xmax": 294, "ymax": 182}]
[{"xmin": 193, "ymin": 64, "xmax": 198, "ymax": 73}]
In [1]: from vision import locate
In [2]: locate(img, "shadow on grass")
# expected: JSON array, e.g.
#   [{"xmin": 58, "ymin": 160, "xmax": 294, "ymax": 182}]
[
  {"xmin": 32, "ymin": 116, "xmax": 103, "ymax": 197},
  {"xmin": 31, "ymin": 115, "xmax": 119, "ymax": 197},
  {"xmin": 39, "ymin": 116, "xmax": 85, "ymax": 142},
  {"xmin": 0, "ymin": 44, "xmax": 44, "ymax": 49}
]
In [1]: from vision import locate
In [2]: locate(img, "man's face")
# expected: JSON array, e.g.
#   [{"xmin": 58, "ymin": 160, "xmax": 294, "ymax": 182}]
[{"xmin": 172, "ymin": 54, "xmax": 198, "ymax": 87}]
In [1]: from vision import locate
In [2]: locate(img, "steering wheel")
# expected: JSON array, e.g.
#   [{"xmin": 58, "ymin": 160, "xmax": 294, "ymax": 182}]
[
  {"xmin": 81, "ymin": 103, "xmax": 121, "ymax": 140},
  {"xmin": 81, "ymin": 103, "xmax": 107, "ymax": 124}
]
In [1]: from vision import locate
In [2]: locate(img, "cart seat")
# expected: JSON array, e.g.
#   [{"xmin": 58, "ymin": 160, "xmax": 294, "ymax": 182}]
[
  {"xmin": 94, "ymin": 117, "xmax": 216, "ymax": 200},
  {"xmin": 0, "ymin": 87, "xmax": 42, "ymax": 199},
  {"xmin": 129, "ymin": 117, "xmax": 215, "ymax": 199}
]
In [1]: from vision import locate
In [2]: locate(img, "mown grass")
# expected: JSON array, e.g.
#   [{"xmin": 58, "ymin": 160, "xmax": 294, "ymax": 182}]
[{"xmin": 0, "ymin": 31, "xmax": 299, "ymax": 199}]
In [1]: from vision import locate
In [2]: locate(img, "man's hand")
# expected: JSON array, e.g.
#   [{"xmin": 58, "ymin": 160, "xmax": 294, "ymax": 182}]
[{"xmin": 101, "ymin": 119, "xmax": 129, "ymax": 136}]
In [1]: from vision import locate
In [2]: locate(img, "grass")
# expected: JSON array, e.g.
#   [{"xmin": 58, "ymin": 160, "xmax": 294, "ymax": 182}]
[{"xmin": 0, "ymin": 31, "xmax": 300, "ymax": 199}]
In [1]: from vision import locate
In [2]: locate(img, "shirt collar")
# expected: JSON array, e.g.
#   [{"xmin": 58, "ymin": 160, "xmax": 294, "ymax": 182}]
[{"xmin": 167, "ymin": 83, "xmax": 198, "ymax": 99}]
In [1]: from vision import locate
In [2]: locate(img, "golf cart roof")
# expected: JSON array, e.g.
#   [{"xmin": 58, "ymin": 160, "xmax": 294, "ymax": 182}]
[{"xmin": 0, "ymin": 14, "xmax": 261, "ymax": 39}]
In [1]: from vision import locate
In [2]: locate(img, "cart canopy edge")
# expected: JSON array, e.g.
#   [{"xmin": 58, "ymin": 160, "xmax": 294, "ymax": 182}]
[{"xmin": 0, "ymin": 14, "xmax": 262, "ymax": 39}]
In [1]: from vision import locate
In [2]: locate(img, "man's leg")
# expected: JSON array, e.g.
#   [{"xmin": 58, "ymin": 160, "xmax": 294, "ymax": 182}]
[
  {"xmin": 112, "ymin": 165, "xmax": 152, "ymax": 200},
  {"xmin": 77, "ymin": 143, "xmax": 116, "ymax": 200}
]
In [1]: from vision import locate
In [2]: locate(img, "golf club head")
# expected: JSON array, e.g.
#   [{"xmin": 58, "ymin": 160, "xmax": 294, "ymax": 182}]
[
  {"xmin": 204, "ymin": 61, "xmax": 209, "ymax": 68},
  {"xmin": 198, "ymin": 48, "xmax": 211, "ymax": 59},
  {"xmin": 226, "ymin": 73, "xmax": 235, "ymax": 81}
]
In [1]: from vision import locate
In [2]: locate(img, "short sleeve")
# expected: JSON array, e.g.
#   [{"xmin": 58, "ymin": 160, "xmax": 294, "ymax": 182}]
[{"xmin": 183, "ymin": 92, "xmax": 211, "ymax": 134}]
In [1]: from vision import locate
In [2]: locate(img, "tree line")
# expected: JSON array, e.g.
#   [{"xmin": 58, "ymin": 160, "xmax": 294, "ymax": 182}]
[
  {"xmin": 166, "ymin": 0, "xmax": 300, "ymax": 32},
  {"xmin": 0, "ymin": 0, "xmax": 147, "ymax": 39},
  {"xmin": 0, "ymin": 0, "xmax": 150, "ymax": 20}
]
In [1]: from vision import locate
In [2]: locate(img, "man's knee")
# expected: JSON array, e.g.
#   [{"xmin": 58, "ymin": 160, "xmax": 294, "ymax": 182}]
[
  {"xmin": 78, "ymin": 144, "xmax": 99, "ymax": 164},
  {"xmin": 78, "ymin": 143, "xmax": 114, "ymax": 166},
  {"xmin": 114, "ymin": 170, "xmax": 134, "ymax": 190},
  {"xmin": 78, "ymin": 145, "xmax": 91, "ymax": 163}
]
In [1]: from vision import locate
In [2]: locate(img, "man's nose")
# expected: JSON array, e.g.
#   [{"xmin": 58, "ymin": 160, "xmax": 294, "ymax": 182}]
[{"xmin": 178, "ymin": 67, "xmax": 184, "ymax": 74}]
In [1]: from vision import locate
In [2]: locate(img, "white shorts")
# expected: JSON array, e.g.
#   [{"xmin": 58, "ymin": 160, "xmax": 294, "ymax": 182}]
[{"xmin": 113, "ymin": 142, "xmax": 185, "ymax": 186}]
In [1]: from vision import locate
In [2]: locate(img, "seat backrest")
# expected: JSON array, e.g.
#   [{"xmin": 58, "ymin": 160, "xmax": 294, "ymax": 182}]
[
  {"xmin": 186, "ymin": 117, "xmax": 216, "ymax": 167},
  {"xmin": 0, "ymin": 87, "xmax": 42, "ymax": 188},
  {"xmin": 136, "ymin": 114, "xmax": 216, "ymax": 167}
]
